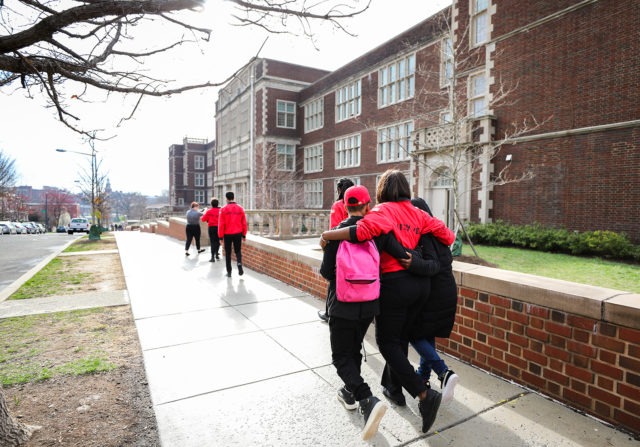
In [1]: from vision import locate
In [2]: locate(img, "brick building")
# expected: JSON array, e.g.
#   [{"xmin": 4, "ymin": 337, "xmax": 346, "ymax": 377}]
[
  {"xmin": 168, "ymin": 137, "xmax": 216, "ymax": 208},
  {"xmin": 213, "ymin": 0, "xmax": 639, "ymax": 241}
]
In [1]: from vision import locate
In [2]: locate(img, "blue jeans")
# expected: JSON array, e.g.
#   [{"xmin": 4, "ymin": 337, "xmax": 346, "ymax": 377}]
[{"xmin": 411, "ymin": 337, "xmax": 447, "ymax": 381}]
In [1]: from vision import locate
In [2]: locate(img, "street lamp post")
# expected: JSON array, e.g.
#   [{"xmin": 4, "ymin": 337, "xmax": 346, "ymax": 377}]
[{"xmin": 55, "ymin": 147, "xmax": 97, "ymax": 226}]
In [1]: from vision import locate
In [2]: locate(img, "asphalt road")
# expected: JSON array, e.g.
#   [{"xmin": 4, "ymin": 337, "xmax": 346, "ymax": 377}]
[{"xmin": 0, "ymin": 232, "xmax": 82, "ymax": 293}]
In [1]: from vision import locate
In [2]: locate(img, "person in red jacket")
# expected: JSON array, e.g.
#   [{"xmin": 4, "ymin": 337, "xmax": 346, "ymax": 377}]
[
  {"xmin": 218, "ymin": 191, "xmax": 248, "ymax": 277},
  {"xmin": 201, "ymin": 198, "xmax": 221, "ymax": 262},
  {"xmin": 320, "ymin": 169, "xmax": 455, "ymax": 434}
]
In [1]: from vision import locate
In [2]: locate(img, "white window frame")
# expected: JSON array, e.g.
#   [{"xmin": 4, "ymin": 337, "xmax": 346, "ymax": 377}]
[
  {"xmin": 335, "ymin": 80, "xmax": 361, "ymax": 122},
  {"xmin": 378, "ymin": 54, "xmax": 416, "ymax": 108},
  {"xmin": 468, "ymin": 71, "xmax": 488, "ymax": 118},
  {"xmin": 194, "ymin": 173, "xmax": 205, "ymax": 187},
  {"xmin": 471, "ymin": 0, "xmax": 490, "ymax": 47},
  {"xmin": 440, "ymin": 36, "xmax": 454, "ymax": 87},
  {"xmin": 276, "ymin": 143, "xmax": 295, "ymax": 171},
  {"xmin": 194, "ymin": 190, "xmax": 205, "ymax": 203},
  {"xmin": 276, "ymin": 100, "xmax": 296, "ymax": 129},
  {"xmin": 335, "ymin": 134, "xmax": 361, "ymax": 169},
  {"xmin": 304, "ymin": 144, "xmax": 323, "ymax": 173},
  {"xmin": 194, "ymin": 155, "xmax": 205, "ymax": 170},
  {"xmin": 304, "ymin": 98, "xmax": 324, "ymax": 133},
  {"xmin": 377, "ymin": 121, "xmax": 414, "ymax": 164},
  {"xmin": 304, "ymin": 180, "xmax": 323, "ymax": 208}
]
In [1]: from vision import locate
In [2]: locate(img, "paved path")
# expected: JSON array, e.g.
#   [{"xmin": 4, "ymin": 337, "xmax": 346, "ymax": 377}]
[{"xmin": 1, "ymin": 231, "xmax": 637, "ymax": 446}]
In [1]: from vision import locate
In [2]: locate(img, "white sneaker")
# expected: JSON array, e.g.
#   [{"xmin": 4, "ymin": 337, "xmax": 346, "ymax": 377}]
[{"xmin": 439, "ymin": 369, "xmax": 459, "ymax": 405}]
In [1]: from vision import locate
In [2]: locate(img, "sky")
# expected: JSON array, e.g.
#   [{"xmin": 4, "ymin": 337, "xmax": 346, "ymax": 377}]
[{"xmin": 0, "ymin": 0, "xmax": 451, "ymax": 197}]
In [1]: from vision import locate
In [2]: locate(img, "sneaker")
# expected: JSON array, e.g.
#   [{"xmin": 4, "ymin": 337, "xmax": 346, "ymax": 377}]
[
  {"xmin": 226, "ymin": 271, "xmax": 231, "ymax": 277},
  {"xmin": 359, "ymin": 396, "xmax": 387, "ymax": 441},
  {"xmin": 317, "ymin": 310, "xmax": 329, "ymax": 322},
  {"xmin": 209, "ymin": 258, "xmax": 215, "ymax": 262},
  {"xmin": 381, "ymin": 386, "xmax": 406, "ymax": 407},
  {"xmin": 439, "ymin": 370, "xmax": 459, "ymax": 406},
  {"xmin": 198, "ymin": 249, "xmax": 206, "ymax": 253},
  {"xmin": 216, "ymin": 254, "xmax": 221, "ymax": 260},
  {"xmin": 238, "ymin": 263, "xmax": 244, "ymax": 276},
  {"xmin": 185, "ymin": 252, "xmax": 190, "ymax": 256},
  {"xmin": 418, "ymin": 388, "xmax": 442, "ymax": 433},
  {"xmin": 337, "ymin": 387, "xmax": 357, "ymax": 411}
]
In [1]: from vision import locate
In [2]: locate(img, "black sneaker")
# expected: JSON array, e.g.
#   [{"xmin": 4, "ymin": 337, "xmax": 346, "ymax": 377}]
[
  {"xmin": 381, "ymin": 386, "xmax": 406, "ymax": 407},
  {"xmin": 418, "ymin": 388, "xmax": 442, "ymax": 433},
  {"xmin": 317, "ymin": 310, "xmax": 329, "ymax": 322},
  {"xmin": 439, "ymin": 369, "xmax": 459, "ymax": 405},
  {"xmin": 359, "ymin": 396, "xmax": 387, "ymax": 441},
  {"xmin": 216, "ymin": 254, "xmax": 220, "ymax": 260},
  {"xmin": 238, "ymin": 263, "xmax": 244, "ymax": 276},
  {"xmin": 209, "ymin": 258, "xmax": 215, "ymax": 262},
  {"xmin": 337, "ymin": 387, "xmax": 357, "ymax": 411},
  {"xmin": 226, "ymin": 271, "xmax": 231, "ymax": 277},
  {"xmin": 198, "ymin": 249, "xmax": 206, "ymax": 253}
]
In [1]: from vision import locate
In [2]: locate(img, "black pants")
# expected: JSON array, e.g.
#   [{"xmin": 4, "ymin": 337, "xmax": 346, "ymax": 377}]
[
  {"xmin": 208, "ymin": 226, "xmax": 220, "ymax": 257},
  {"xmin": 185, "ymin": 224, "xmax": 201, "ymax": 251},
  {"xmin": 330, "ymin": 315, "xmax": 374, "ymax": 402},
  {"xmin": 223, "ymin": 233, "xmax": 243, "ymax": 273},
  {"xmin": 376, "ymin": 273, "xmax": 429, "ymax": 398}
]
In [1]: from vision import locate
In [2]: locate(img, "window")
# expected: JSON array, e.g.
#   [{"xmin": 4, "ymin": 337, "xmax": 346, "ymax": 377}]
[
  {"xmin": 441, "ymin": 110, "xmax": 453, "ymax": 124},
  {"xmin": 195, "ymin": 173, "xmax": 205, "ymax": 187},
  {"xmin": 304, "ymin": 98, "xmax": 324, "ymax": 133},
  {"xmin": 441, "ymin": 37, "xmax": 454, "ymax": 86},
  {"xmin": 277, "ymin": 100, "xmax": 296, "ymax": 128},
  {"xmin": 183, "ymin": 172, "xmax": 188, "ymax": 186},
  {"xmin": 194, "ymin": 190, "xmax": 205, "ymax": 203},
  {"xmin": 469, "ymin": 72, "xmax": 487, "ymax": 117},
  {"xmin": 276, "ymin": 143, "xmax": 295, "ymax": 171},
  {"xmin": 379, "ymin": 54, "xmax": 416, "ymax": 107},
  {"xmin": 178, "ymin": 198, "xmax": 184, "ymax": 206},
  {"xmin": 335, "ymin": 134, "xmax": 361, "ymax": 169},
  {"xmin": 194, "ymin": 155, "xmax": 205, "ymax": 170},
  {"xmin": 335, "ymin": 80, "xmax": 361, "ymax": 122},
  {"xmin": 378, "ymin": 121, "xmax": 414, "ymax": 163},
  {"xmin": 472, "ymin": 0, "xmax": 489, "ymax": 46},
  {"xmin": 304, "ymin": 144, "xmax": 323, "ymax": 173},
  {"xmin": 304, "ymin": 180, "xmax": 323, "ymax": 208}
]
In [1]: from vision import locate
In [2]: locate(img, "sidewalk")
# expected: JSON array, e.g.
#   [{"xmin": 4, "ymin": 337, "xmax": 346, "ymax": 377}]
[{"xmin": 1, "ymin": 231, "xmax": 637, "ymax": 446}]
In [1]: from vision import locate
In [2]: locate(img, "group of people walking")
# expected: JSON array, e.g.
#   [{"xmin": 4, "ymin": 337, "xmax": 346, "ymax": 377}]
[
  {"xmin": 184, "ymin": 191, "xmax": 247, "ymax": 277},
  {"xmin": 319, "ymin": 169, "xmax": 460, "ymax": 440}
]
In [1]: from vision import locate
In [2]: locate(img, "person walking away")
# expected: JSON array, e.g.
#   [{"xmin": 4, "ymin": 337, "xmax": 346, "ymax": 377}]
[
  {"xmin": 202, "ymin": 198, "xmax": 222, "ymax": 262},
  {"xmin": 320, "ymin": 170, "xmax": 455, "ymax": 433},
  {"xmin": 218, "ymin": 192, "xmax": 247, "ymax": 277},
  {"xmin": 185, "ymin": 201, "xmax": 205, "ymax": 256},
  {"xmin": 318, "ymin": 177, "xmax": 355, "ymax": 322},
  {"xmin": 400, "ymin": 198, "xmax": 460, "ymax": 405},
  {"xmin": 320, "ymin": 185, "xmax": 387, "ymax": 440}
]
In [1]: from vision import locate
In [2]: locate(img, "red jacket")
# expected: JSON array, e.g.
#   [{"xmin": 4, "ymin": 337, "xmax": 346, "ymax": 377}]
[
  {"xmin": 218, "ymin": 202, "xmax": 247, "ymax": 238},
  {"xmin": 330, "ymin": 199, "xmax": 347, "ymax": 228},
  {"xmin": 201, "ymin": 207, "xmax": 220, "ymax": 227},
  {"xmin": 355, "ymin": 200, "xmax": 455, "ymax": 274}
]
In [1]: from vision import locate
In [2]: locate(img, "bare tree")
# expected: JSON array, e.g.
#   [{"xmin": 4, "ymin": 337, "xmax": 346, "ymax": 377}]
[
  {"xmin": 44, "ymin": 189, "xmax": 76, "ymax": 229},
  {"xmin": 0, "ymin": 0, "xmax": 370, "ymax": 136},
  {"xmin": 255, "ymin": 142, "xmax": 304, "ymax": 209},
  {"xmin": 0, "ymin": 388, "xmax": 40, "ymax": 446},
  {"xmin": 111, "ymin": 190, "xmax": 147, "ymax": 221}
]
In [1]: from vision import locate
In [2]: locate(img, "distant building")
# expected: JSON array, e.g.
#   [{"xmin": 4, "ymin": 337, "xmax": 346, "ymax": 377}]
[
  {"xmin": 168, "ymin": 137, "xmax": 216, "ymax": 209},
  {"xmin": 210, "ymin": 0, "xmax": 639, "ymax": 242}
]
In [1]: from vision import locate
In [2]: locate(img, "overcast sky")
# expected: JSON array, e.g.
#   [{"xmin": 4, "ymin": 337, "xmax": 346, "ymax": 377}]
[{"xmin": 0, "ymin": 0, "xmax": 450, "ymax": 197}]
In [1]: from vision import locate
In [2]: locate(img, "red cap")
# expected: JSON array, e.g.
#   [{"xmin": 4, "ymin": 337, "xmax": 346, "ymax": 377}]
[{"xmin": 344, "ymin": 185, "xmax": 371, "ymax": 206}]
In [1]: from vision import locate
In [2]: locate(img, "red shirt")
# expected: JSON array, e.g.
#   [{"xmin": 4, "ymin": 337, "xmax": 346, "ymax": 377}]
[
  {"xmin": 218, "ymin": 202, "xmax": 247, "ymax": 238},
  {"xmin": 201, "ymin": 207, "xmax": 220, "ymax": 227},
  {"xmin": 330, "ymin": 199, "xmax": 347, "ymax": 228},
  {"xmin": 355, "ymin": 200, "xmax": 455, "ymax": 273}
]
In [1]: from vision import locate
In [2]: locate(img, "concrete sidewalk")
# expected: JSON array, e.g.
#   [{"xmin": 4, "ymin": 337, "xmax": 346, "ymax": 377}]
[
  {"xmin": 0, "ymin": 231, "xmax": 636, "ymax": 446},
  {"xmin": 112, "ymin": 232, "xmax": 636, "ymax": 447}
]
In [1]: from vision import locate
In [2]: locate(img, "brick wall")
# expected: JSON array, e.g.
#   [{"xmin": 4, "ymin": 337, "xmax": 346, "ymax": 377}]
[{"xmin": 142, "ymin": 223, "xmax": 640, "ymax": 436}]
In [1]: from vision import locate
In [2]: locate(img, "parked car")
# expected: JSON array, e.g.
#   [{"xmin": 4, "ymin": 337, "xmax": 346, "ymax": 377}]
[
  {"xmin": 68, "ymin": 217, "xmax": 90, "ymax": 234},
  {"xmin": 12, "ymin": 222, "xmax": 27, "ymax": 234},
  {"xmin": 21, "ymin": 222, "xmax": 39, "ymax": 234},
  {"xmin": 36, "ymin": 223, "xmax": 46, "ymax": 233},
  {"xmin": 56, "ymin": 225, "xmax": 67, "ymax": 233},
  {"xmin": 0, "ymin": 221, "xmax": 17, "ymax": 234},
  {"xmin": 0, "ymin": 223, "xmax": 10, "ymax": 234}
]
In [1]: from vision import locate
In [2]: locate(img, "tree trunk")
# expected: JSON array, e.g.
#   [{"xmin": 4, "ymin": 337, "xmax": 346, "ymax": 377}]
[{"xmin": 0, "ymin": 388, "xmax": 37, "ymax": 446}]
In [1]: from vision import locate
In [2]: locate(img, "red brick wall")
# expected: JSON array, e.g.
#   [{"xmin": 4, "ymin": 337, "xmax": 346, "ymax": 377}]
[{"xmin": 440, "ymin": 286, "xmax": 640, "ymax": 435}]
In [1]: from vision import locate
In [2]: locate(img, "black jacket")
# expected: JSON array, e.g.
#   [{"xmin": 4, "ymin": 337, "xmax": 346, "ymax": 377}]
[{"xmin": 408, "ymin": 233, "xmax": 458, "ymax": 339}]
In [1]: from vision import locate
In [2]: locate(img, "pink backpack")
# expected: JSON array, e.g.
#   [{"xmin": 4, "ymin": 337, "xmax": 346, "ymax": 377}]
[{"xmin": 336, "ymin": 240, "xmax": 380, "ymax": 302}]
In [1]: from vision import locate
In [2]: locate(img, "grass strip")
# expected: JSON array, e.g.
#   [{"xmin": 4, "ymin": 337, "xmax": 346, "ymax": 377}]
[{"xmin": 8, "ymin": 257, "xmax": 93, "ymax": 300}]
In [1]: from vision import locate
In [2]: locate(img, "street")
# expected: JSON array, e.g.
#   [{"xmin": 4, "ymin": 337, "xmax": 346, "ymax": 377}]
[{"xmin": 0, "ymin": 232, "xmax": 82, "ymax": 293}]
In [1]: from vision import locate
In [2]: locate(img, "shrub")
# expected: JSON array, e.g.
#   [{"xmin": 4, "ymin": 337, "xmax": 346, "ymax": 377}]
[{"xmin": 464, "ymin": 222, "xmax": 639, "ymax": 262}]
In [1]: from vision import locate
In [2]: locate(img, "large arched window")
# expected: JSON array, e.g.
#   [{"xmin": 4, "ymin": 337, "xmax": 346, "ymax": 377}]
[{"xmin": 431, "ymin": 167, "xmax": 453, "ymax": 188}]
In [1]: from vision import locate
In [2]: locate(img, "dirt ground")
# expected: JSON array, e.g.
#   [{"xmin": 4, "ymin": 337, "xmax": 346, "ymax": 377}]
[{"xmin": 2, "ymin": 236, "xmax": 160, "ymax": 446}]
